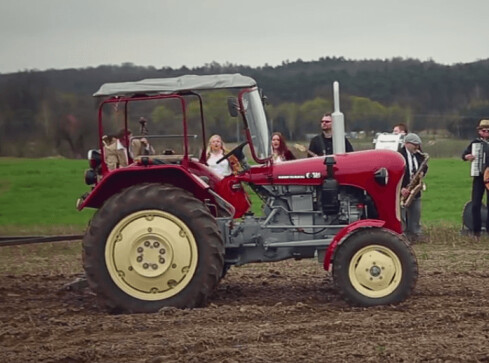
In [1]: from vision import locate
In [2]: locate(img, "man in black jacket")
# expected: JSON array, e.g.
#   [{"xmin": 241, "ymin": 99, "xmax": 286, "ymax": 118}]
[
  {"xmin": 400, "ymin": 133, "xmax": 428, "ymax": 242},
  {"xmin": 307, "ymin": 113, "xmax": 353, "ymax": 156},
  {"xmin": 462, "ymin": 119, "xmax": 489, "ymax": 237}
]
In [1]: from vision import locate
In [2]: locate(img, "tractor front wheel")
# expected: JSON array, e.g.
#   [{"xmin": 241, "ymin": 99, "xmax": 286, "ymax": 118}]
[{"xmin": 332, "ymin": 228, "xmax": 417, "ymax": 306}]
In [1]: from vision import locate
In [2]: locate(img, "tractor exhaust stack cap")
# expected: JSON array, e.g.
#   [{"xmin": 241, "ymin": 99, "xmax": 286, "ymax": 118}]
[{"xmin": 332, "ymin": 81, "xmax": 346, "ymax": 154}]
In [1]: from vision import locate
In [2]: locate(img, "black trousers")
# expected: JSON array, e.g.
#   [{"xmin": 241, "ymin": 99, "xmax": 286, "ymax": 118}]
[{"xmin": 471, "ymin": 176, "xmax": 489, "ymax": 234}]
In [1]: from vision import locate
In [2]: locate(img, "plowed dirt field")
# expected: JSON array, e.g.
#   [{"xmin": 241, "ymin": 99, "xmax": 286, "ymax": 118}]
[{"xmin": 2, "ymin": 240, "xmax": 489, "ymax": 362}]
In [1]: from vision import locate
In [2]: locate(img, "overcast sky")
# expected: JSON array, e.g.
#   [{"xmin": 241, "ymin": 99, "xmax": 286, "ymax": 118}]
[{"xmin": 1, "ymin": 0, "xmax": 488, "ymax": 74}]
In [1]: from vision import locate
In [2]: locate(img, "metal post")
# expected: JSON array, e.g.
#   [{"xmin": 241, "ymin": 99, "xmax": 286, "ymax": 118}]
[{"xmin": 332, "ymin": 81, "xmax": 346, "ymax": 154}]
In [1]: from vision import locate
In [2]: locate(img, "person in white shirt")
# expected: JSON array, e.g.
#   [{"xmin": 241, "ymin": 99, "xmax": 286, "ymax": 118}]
[{"xmin": 206, "ymin": 134, "xmax": 235, "ymax": 177}]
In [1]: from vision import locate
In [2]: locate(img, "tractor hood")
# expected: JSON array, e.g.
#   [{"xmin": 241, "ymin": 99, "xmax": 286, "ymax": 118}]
[
  {"xmin": 246, "ymin": 149, "xmax": 405, "ymax": 190},
  {"xmin": 242, "ymin": 149, "xmax": 405, "ymax": 229}
]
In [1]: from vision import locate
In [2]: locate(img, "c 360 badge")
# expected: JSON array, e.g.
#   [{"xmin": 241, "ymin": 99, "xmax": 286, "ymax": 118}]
[{"xmin": 277, "ymin": 172, "xmax": 321, "ymax": 180}]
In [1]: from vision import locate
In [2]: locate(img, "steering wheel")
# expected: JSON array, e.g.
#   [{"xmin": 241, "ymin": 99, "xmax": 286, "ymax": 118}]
[{"xmin": 216, "ymin": 140, "xmax": 249, "ymax": 164}]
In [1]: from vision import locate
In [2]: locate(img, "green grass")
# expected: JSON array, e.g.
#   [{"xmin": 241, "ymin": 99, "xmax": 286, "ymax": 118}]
[
  {"xmin": 0, "ymin": 156, "xmax": 475, "ymax": 234},
  {"xmin": 0, "ymin": 157, "xmax": 94, "ymax": 234},
  {"xmin": 423, "ymin": 157, "xmax": 472, "ymax": 225}
]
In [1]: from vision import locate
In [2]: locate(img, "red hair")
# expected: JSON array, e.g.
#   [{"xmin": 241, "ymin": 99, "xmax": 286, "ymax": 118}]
[{"xmin": 272, "ymin": 132, "xmax": 289, "ymax": 155}]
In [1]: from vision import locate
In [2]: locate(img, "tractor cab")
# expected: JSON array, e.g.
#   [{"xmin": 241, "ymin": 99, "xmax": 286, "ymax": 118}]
[{"xmin": 78, "ymin": 74, "xmax": 273, "ymax": 210}]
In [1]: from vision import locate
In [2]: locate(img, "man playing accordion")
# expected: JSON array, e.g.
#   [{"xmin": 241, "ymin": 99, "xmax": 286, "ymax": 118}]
[{"xmin": 462, "ymin": 119, "xmax": 489, "ymax": 238}]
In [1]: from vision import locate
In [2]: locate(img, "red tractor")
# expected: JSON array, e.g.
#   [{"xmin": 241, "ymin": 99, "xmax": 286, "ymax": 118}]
[{"xmin": 78, "ymin": 74, "xmax": 417, "ymax": 313}]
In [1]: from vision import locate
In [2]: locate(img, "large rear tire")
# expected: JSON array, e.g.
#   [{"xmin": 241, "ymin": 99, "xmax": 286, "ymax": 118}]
[
  {"xmin": 332, "ymin": 228, "xmax": 417, "ymax": 306},
  {"xmin": 82, "ymin": 183, "xmax": 224, "ymax": 313}
]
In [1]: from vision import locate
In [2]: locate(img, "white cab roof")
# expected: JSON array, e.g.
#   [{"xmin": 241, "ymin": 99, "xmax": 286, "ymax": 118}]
[{"xmin": 93, "ymin": 73, "xmax": 256, "ymax": 97}]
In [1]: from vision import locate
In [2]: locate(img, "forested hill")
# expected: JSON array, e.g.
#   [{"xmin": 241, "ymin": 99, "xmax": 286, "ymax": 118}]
[{"xmin": 1, "ymin": 57, "xmax": 489, "ymax": 157}]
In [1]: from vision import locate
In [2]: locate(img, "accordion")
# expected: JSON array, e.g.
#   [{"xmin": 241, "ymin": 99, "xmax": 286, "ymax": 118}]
[{"xmin": 471, "ymin": 143, "xmax": 486, "ymax": 177}]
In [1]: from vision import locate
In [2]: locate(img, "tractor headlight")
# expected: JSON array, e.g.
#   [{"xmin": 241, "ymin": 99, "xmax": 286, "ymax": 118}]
[{"xmin": 84, "ymin": 168, "xmax": 97, "ymax": 185}]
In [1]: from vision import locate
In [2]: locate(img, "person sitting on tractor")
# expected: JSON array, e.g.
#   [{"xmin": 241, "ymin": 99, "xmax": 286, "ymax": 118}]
[
  {"xmin": 103, "ymin": 132, "xmax": 128, "ymax": 171},
  {"xmin": 131, "ymin": 137, "xmax": 155, "ymax": 157},
  {"xmin": 206, "ymin": 134, "xmax": 239, "ymax": 177},
  {"xmin": 271, "ymin": 132, "xmax": 295, "ymax": 162}
]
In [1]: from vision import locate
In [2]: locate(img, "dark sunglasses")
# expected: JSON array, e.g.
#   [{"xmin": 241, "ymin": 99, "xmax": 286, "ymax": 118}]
[
  {"xmin": 321, "ymin": 120, "xmax": 332, "ymax": 123},
  {"xmin": 481, "ymin": 129, "xmax": 489, "ymax": 132}
]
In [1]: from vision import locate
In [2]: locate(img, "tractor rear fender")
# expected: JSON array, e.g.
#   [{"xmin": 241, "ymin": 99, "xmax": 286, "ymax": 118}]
[
  {"xmin": 323, "ymin": 219, "xmax": 386, "ymax": 271},
  {"xmin": 78, "ymin": 166, "xmax": 212, "ymax": 210}
]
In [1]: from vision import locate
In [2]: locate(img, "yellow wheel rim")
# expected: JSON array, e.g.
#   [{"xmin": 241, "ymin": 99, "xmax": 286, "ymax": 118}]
[
  {"xmin": 105, "ymin": 209, "xmax": 198, "ymax": 301},
  {"xmin": 348, "ymin": 244, "xmax": 402, "ymax": 298}
]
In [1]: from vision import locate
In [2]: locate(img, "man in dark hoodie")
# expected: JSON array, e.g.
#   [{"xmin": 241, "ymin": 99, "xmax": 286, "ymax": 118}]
[{"xmin": 308, "ymin": 113, "xmax": 353, "ymax": 156}]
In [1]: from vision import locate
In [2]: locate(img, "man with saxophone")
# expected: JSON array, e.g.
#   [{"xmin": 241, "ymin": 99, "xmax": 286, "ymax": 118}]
[
  {"xmin": 400, "ymin": 133, "xmax": 429, "ymax": 242},
  {"xmin": 462, "ymin": 119, "xmax": 489, "ymax": 238}
]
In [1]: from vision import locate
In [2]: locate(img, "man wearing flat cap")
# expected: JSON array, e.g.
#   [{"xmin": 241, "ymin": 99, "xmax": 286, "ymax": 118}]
[
  {"xmin": 462, "ymin": 119, "xmax": 489, "ymax": 237},
  {"xmin": 399, "ymin": 133, "xmax": 428, "ymax": 242}
]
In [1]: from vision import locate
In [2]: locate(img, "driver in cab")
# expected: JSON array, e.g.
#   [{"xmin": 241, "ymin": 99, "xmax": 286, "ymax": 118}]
[{"xmin": 206, "ymin": 134, "xmax": 240, "ymax": 177}]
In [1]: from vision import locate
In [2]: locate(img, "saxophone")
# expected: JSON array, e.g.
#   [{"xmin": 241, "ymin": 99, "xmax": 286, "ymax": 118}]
[{"xmin": 401, "ymin": 152, "xmax": 430, "ymax": 208}]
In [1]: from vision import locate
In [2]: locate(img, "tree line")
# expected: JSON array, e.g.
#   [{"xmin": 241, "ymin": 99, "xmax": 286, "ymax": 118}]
[{"xmin": 1, "ymin": 57, "xmax": 489, "ymax": 158}]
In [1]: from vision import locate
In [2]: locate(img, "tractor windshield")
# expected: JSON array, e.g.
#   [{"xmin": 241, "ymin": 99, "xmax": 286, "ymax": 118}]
[{"xmin": 241, "ymin": 89, "xmax": 270, "ymax": 161}]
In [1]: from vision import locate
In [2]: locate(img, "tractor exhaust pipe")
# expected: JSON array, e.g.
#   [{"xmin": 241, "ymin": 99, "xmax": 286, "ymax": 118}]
[{"xmin": 332, "ymin": 81, "xmax": 346, "ymax": 154}]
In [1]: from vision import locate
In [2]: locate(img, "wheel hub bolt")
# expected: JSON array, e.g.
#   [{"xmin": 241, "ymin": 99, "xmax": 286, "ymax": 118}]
[
  {"xmin": 137, "ymin": 255, "xmax": 143, "ymax": 263},
  {"xmin": 143, "ymin": 263, "xmax": 149, "ymax": 269},
  {"xmin": 153, "ymin": 241, "xmax": 160, "ymax": 248},
  {"xmin": 160, "ymin": 248, "xmax": 166, "ymax": 255},
  {"xmin": 370, "ymin": 265, "xmax": 381, "ymax": 277},
  {"xmin": 137, "ymin": 247, "xmax": 143, "ymax": 253},
  {"xmin": 144, "ymin": 241, "xmax": 150, "ymax": 247}
]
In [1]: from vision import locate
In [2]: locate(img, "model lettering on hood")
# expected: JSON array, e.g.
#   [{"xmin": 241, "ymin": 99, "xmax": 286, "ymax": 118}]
[{"xmin": 277, "ymin": 172, "xmax": 321, "ymax": 180}]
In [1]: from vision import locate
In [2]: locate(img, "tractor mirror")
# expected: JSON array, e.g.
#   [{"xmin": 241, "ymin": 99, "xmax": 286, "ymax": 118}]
[{"xmin": 227, "ymin": 97, "xmax": 238, "ymax": 117}]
